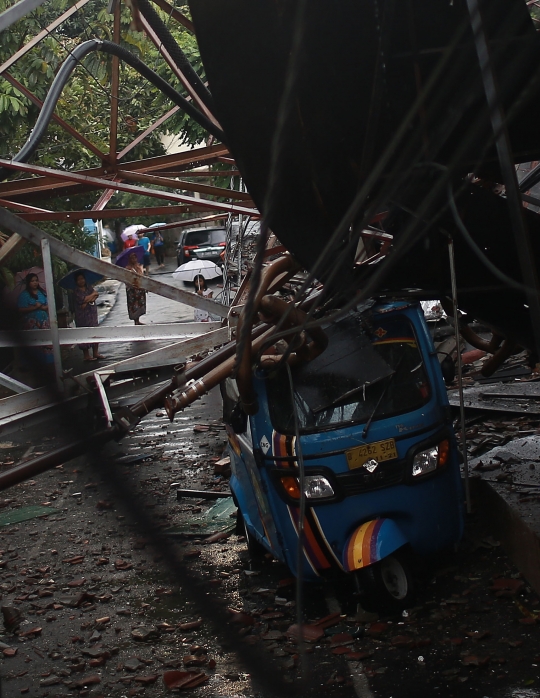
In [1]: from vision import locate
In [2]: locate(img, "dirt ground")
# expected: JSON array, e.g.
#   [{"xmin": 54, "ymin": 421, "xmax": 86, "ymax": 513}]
[{"xmin": 0, "ymin": 388, "xmax": 539, "ymax": 698}]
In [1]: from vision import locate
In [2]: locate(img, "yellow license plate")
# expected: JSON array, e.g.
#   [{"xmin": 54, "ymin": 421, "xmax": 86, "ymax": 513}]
[{"xmin": 346, "ymin": 438, "xmax": 398, "ymax": 470}]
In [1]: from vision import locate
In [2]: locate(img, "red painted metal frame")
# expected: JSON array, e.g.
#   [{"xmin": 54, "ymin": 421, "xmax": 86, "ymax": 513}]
[
  {"xmin": 0, "ymin": 144, "xmax": 230, "ymax": 200},
  {"xmin": 0, "ymin": 159, "xmax": 259, "ymax": 215},
  {"xmin": 12, "ymin": 206, "xmax": 193, "ymax": 222},
  {"xmin": 0, "ymin": 1, "xmax": 257, "ymax": 229}
]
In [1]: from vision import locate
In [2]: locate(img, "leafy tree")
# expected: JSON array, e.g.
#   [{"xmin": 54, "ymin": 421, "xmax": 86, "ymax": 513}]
[{"xmin": 0, "ymin": 0, "xmax": 215, "ymax": 271}]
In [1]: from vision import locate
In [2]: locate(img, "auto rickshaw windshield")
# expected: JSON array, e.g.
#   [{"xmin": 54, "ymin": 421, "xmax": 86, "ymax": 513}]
[{"xmin": 265, "ymin": 314, "xmax": 431, "ymax": 434}]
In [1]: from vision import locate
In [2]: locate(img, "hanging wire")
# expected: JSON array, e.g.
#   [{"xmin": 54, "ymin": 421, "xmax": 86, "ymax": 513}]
[
  {"xmin": 285, "ymin": 362, "xmax": 308, "ymax": 681},
  {"xmin": 250, "ymin": 4, "xmax": 540, "ymax": 355},
  {"xmin": 1, "ymin": 4, "xmax": 540, "ymax": 696}
]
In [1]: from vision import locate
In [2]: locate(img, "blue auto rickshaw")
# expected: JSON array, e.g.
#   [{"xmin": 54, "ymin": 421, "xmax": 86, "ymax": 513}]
[{"xmin": 222, "ymin": 300, "xmax": 464, "ymax": 609}]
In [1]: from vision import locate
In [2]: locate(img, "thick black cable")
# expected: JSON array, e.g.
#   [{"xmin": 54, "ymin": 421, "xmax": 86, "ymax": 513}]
[
  {"xmin": 0, "ymin": 39, "xmax": 224, "ymax": 182},
  {"xmin": 253, "ymin": 6, "xmax": 540, "ymax": 352},
  {"xmin": 136, "ymin": 0, "xmax": 214, "ymax": 112},
  {"xmin": 244, "ymin": 9, "xmax": 475, "ymax": 357},
  {"xmin": 286, "ymin": 362, "xmax": 308, "ymax": 682},
  {"xmin": 446, "ymin": 181, "xmax": 536, "ymax": 295}
]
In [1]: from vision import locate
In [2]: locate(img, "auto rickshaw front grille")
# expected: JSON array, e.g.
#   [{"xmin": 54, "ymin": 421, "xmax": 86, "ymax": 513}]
[{"xmin": 336, "ymin": 459, "xmax": 406, "ymax": 495}]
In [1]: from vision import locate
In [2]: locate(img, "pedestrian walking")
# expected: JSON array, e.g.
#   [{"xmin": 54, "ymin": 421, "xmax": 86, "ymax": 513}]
[
  {"xmin": 137, "ymin": 230, "xmax": 151, "ymax": 274},
  {"xmin": 193, "ymin": 274, "xmax": 213, "ymax": 322},
  {"xmin": 153, "ymin": 229, "xmax": 165, "ymax": 268},
  {"xmin": 125, "ymin": 251, "xmax": 147, "ymax": 325},
  {"xmin": 73, "ymin": 271, "xmax": 105, "ymax": 362}
]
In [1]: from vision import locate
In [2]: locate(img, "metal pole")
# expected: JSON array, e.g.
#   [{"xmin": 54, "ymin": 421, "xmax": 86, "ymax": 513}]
[
  {"xmin": 448, "ymin": 237, "xmax": 471, "ymax": 514},
  {"xmin": 40, "ymin": 238, "xmax": 63, "ymax": 392}
]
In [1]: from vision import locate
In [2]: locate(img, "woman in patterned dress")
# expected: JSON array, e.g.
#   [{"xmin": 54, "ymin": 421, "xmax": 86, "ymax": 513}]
[
  {"xmin": 125, "ymin": 251, "xmax": 147, "ymax": 324},
  {"xmin": 73, "ymin": 271, "xmax": 104, "ymax": 362}
]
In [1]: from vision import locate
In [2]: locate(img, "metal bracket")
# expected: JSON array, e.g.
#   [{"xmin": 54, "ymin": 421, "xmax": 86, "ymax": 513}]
[{"xmin": 93, "ymin": 371, "xmax": 114, "ymax": 428}]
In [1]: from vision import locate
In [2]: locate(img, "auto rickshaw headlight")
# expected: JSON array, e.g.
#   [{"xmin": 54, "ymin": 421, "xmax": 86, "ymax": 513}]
[
  {"xmin": 304, "ymin": 475, "xmax": 334, "ymax": 499},
  {"xmin": 279, "ymin": 474, "xmax": 334, "ymax": 500},
  {"xmin": 412, "ymin": 439, "xmax": 450, "ymax": 477}
]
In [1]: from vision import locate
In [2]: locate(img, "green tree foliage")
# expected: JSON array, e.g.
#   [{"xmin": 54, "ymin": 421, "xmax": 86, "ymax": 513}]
[
  {"xmin": 0, "ymin": 0, "xmax": 208, "ymax": 166},
  {"xmin": 0, "ymin": 0, "xmax": 213, "ymax": 270}
]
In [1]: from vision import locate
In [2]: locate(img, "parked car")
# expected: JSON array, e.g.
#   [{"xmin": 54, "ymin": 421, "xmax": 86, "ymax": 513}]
[{"xmin": 176, "ymin": 227, "xmax": 226, "ymax": 267}]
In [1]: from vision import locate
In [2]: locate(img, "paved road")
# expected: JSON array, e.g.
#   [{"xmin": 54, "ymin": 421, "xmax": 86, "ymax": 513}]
[
  {"xmin": 2, "ymin": 262, "xmax": 540, "ymax": 696},
  {"xmin": 67, "ymin": 257, "xmax": 224, "ymax": 375}
]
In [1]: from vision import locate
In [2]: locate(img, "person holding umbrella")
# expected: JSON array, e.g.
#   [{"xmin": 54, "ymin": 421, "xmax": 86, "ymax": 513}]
[
  {"xmin": 17, "ymin": 273, "xmax": 54, "ymax": 365},
  {"xmin": 116, "ymin": 248, "xmax": 147, "ymax": 325},
  {"xmin": 73, "ymin": 271, "xmax": 104, "ymax": 362},
  {"xmin": 193, "ymin": 274, "xmax": 213, "ymax": 322}
]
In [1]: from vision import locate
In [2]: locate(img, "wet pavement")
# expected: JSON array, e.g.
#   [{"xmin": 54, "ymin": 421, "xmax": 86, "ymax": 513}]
[
  {"xmin": 1, "ymin": 390, "xmax": 540, "ymax": 697},
  {"xmin": 2, "ymin": 283, "xmax": 540, "ymax": 695},
  {"xmin": 64, "ymin": 257, "xmax": 223, "ymax": 377}
]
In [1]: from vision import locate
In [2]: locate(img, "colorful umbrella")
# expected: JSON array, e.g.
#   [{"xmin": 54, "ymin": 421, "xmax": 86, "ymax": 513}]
[
  {"xmin": 121, "ymin": 224, "xmax": 145, "ymax": 242},
  {"xmin": 3, "ymin": 267, "xmax": 47, "ymax": 311},
  {"xmin": 116, "ymin": 245, "xmax": 145, "ymax": 268},
  {"xmin": 58, "ymin": 268, "xmax": 105, "ymax": 291},
  {"xmin": 172, "ymin": 260, "xmax": 222, "ymax": 282}
]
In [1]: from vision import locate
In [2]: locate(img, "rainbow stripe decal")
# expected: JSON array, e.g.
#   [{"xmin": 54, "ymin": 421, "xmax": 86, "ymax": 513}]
[
  {"xmin": 344, "ymin": 519, "xmax": 384, "ymax": 571},
  {"xmin": 343, "ymin": 518, "xmax": 408, "ymax": 571}
]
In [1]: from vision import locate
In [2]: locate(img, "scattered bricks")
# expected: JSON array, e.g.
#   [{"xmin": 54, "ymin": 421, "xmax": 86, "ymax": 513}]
[
  {"xmin": 156, "ymin": 622, "xmax": 175, "ymax": 633},
  {"xmin": 134, "ymin": 675, "xmax": 159, "ymax": 685},
  {"xmin": 366, "ymin": 622, "xmax": 389, "ymax": 637},
  {"xmin": 131, "ymin": 627, "xmax": 158, "ymax": 642},
  {"xmin": 163, "ymin": 670, "xmax": 209, "ymax": 689},
  {"xmin": 312, "ymin": 612, "xmax": 341, "ymax": 630},
  {"xmin": 329, "ymin": 633, "xmax": 354, "ymax": 647},
  {"xmin": 286, "ymin": 624, "xmax": 324, "ymax": 643},
  {"xmin": 73, "ymin": 674, "xmax": 101, "ymax": 688},
  {"xmin": 178, "ymin": 619, "xmax": 202, "ymax": 631},
  {"xmin": 227, "ymin": 609, "xmax": 254, "ymax": 626},
  {"xmin": 18, "ymin": 627, "xmax": 42, "ymax": 638},
  {"xmin": 183, "ymin": 655, "xmax": 207, "ymax": 667},
  {"xmin": 89, "ymin": 657, "xmax": 106, "ymax": 668},
  {"xmin": 114, "ymin": 559, "xmax": 133, "ymax": 571}
]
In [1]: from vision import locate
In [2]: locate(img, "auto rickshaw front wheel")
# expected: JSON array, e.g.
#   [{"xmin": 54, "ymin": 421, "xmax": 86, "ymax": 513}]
[{"xmin": 354, "ymin": 548, "xmax": 415, "ymax": 613}]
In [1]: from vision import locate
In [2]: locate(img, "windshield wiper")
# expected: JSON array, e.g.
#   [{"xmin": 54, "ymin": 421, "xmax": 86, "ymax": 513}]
[{"xmin": 362, "ymin": 355, "xmax": 405, "ymax": 439}]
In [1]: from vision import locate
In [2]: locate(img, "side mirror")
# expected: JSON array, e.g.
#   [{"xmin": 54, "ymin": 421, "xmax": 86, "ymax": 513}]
[{"xmin": 230, "ymin": 402, "xmax": 248, "ymax": 434}]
